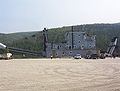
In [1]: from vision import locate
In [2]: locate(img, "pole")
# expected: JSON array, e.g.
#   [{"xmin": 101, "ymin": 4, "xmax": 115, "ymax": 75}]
[{"xmin": 71, "ymin": 26, "xmax": 74, "ymax": 49}]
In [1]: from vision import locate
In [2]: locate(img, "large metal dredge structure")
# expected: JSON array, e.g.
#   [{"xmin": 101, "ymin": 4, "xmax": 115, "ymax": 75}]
[{"xmin": 43, "ymin": 26, "xmax": 97, "ymax": 58}]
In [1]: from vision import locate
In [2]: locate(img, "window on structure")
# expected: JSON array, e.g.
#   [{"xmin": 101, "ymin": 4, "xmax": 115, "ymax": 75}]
[
  {"xmin": 57, "ymin": 46, "xmax": 59, "ymax": 49},
  {"xmin": 70, "ymin": 51, "xmax": 72, "ymax": 54},
  {"xmin": 79, "ymin": 41, "xmax": 81, "ymax": 43},
  {"xmin": 74, "ymin": 45, "xmax": 76, "ymax": 48},
  {"xmin": 66, "ymin": 33, "xmax": 68, "ymax": 36},
  {"xmin": 92, "ymin": 37, "xmax": 95, "ymax": 40},
  {"xmin": 69, "ymin": 46, "xmax": 71, "ymax": 49},
  {"xmin": 81, "ymin": 45, "xmax": 84, "ymax": 49}
]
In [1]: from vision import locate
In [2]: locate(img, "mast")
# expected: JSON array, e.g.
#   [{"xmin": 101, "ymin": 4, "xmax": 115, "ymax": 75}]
[
  {"xmin": 71, "ymin": 26, "xmax": 74, "ymax": 49},
  {"xmin": 43, "ymin": 28, "xmax": 48, "ymax": 53}
]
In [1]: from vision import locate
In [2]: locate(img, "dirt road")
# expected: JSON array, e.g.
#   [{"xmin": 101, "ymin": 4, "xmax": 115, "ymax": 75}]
[{"xmin": 0, "ymin": 58, "xmax": 120, "ymax": 91}]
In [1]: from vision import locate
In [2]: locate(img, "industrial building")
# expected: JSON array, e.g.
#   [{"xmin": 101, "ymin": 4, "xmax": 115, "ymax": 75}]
[{"xmin": 43, "ymin": 27, "xmax": 97, "ymax": 58}]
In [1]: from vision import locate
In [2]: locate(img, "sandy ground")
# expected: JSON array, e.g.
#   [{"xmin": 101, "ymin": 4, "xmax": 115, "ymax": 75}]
[{"xmin": 0, "ymin": 58, "xmax": 120, "ymax": 91}]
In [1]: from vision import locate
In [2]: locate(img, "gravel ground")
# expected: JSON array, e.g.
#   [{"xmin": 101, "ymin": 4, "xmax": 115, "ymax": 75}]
[{"xmin": 0, "ymin": 58, "xmax": 120, "ymax": 91}]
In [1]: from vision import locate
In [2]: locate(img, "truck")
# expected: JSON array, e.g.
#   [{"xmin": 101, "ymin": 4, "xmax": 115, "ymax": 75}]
[{"xmin": 74, "ymin": 54, "xmax": 82, "ymax": 59}]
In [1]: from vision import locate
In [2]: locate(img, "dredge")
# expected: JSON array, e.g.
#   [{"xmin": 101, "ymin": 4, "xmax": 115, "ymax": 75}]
[
  {"xmin": 43, "ymin": 26, "xmax": 97, "ymax": 58},
  {"xmin": 43, "ymin": 27, "xmax": 119, "ymax": 58}
]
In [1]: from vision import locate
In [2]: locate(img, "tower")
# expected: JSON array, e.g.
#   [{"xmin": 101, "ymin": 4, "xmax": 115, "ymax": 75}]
[{"xmin": 43, "ymin": 28, "xmax": 48, "ymax": 55}]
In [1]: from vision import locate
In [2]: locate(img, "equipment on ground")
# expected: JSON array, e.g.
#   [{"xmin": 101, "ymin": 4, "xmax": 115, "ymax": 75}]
[
  {"xmin": 0, "ymin": 43, "xmax": 42, "ymax": 59},
  {"xmin": 105, "ymin": 37, "xmax": 118, "ymax": 57},
  {"xmin": 0, "ymin": 53, "xmax": 12, "ymax": 60},
  {"xmin": 86, "ymin": 37, "xmax": 119, "ymax": 59},
  {"xmin": 74, "ymin": 54, "xmax": 82, "ymax": 59}
]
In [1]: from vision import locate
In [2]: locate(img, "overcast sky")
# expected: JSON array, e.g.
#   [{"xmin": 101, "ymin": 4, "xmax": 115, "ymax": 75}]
[{"xmin": 0, "ymin": 0, "xmax": 120, "ymax": 33}]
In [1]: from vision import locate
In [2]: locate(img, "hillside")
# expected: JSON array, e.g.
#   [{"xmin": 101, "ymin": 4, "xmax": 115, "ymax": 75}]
[
  {"xmin": 0, "ymin": 31, "xmax": 37, "ymax": 45},
  {"xmin": 0, "ymin": 23, "xmax": 120, "ymax": 55}
]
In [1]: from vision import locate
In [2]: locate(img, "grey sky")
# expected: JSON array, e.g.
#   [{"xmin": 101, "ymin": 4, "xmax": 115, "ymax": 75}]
[{"xmin": 0, "ymin": 0, "xmax": 120, "ymax": 33}]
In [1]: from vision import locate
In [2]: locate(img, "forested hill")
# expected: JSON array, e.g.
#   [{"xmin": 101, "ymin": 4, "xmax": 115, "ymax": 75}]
[
  {"xmin": 0, "ymin": 32, "xmax": 37, "ymax": 44},
  {"xmin": 0, "ymin": 23, "xmax": 120, "ymax": 54}
]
